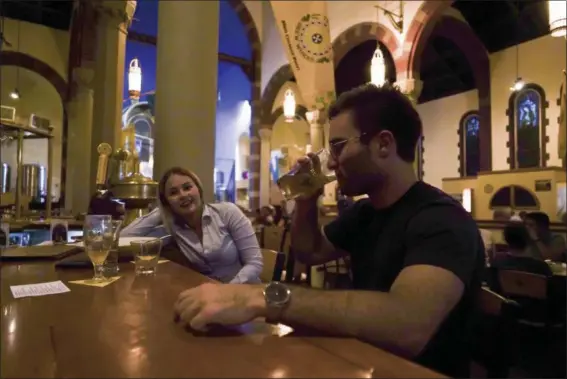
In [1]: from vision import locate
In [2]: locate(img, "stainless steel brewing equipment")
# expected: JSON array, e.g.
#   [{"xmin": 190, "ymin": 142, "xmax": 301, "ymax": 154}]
[
  {"xmin": 22, "ymin": 164, "xmax": 46, "ymax": 199},
  {"xmin": 0, "ymin": 163, "xmax": 10, "ymax": 193}
]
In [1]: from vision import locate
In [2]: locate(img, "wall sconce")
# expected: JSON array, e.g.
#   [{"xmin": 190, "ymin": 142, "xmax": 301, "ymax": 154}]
[
  {"xmin": 375, "ymin": 1, "xmax": 404, "ymax": 34},
  {"xmin": 283, "ymin": 89, "xmax": 296, "ymax": 123},
  {"xmin": 128, "ymin": 58, "xmax": 142, "ymax": 102},
  {"xmin": 462, "ymin": 188, "xmax": 473, "ymax": 213},
  {"xmin": 549, "ymin": 0, "xmax": 566, "ymax": 37},
  {"xmin": 370, "ymin": 46, "xmax": 387, "ymax": 87}
]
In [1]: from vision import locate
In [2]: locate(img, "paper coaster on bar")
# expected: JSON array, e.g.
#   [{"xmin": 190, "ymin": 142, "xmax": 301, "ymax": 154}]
[
  {"xmin": 129, "ymin": 259, "xmax": 169, "ymax": 264},
  {"xmin": 69, "ymin": 276, "xmax": 122, "ymax": 288}
]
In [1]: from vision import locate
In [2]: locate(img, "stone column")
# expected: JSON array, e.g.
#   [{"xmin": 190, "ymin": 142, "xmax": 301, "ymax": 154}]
[
  {"xmin": 153, "ymin": 1, "xmax": 219, "ymax": 203},
  {"xmin": 90, "ymin": 0, "xmax": 136, "ymax": 192},
  {"xmin": 395, "ymin": 78, "xmax": 424, "ymax": 179},
  {"xmin": 306, "ymin": 110, "xmax": 336, "ymax": 204},
  {"xmin": 306, "ymin": 110, "xmax": 325, "ymax": 152},
  {"xmin": 258, "ymin": 128, "xmax": 272, "ymax": 206},
  {"xmin": 66, "ymin": 67, "xmax": 95, "ymax": 214}
]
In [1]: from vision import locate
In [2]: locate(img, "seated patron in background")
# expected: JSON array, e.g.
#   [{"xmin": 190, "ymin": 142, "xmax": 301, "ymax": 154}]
[
  {"xmin": 491, "ymin": 223, "xmax": 552, "ymax": 277},
  {"xmin": 253, "ymin": 206, "xmax": 275, "ymax": 227},
  {"xmin": 121, "ymin": 167, "xmax": 262, "ymax": 284},
  {"xmin": 493, "ymin": 208, "xmax": 513, "ymax": 221},
  {"xmin": 173, "ymin": 85, "xmax": 484, "ymax": 378},
  {"xmin": 524, "ymin": 212, "xmax": 566, "ymax": 262}
]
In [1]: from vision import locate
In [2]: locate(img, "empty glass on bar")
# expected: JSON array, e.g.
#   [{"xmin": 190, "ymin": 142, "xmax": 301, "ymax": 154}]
[
  {"xmin": 131, "ymin": 238, "xmax": 163, "ymax": 276},
  {"xmin": 103, "ymin": 220, "xmax": 123, "ymax": 276},
  {"xmin": 277, "ymin": 148, "xmax": 336, "ymax": 200},
  {"xmin": 83, "ymin": 215, "xmax": 113, "ymax": 282}
]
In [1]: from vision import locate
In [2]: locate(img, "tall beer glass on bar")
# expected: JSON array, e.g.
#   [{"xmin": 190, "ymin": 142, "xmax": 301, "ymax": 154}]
[{"xmin": 277, "ymin": 149, "xmax": 336, "ymax": 200}]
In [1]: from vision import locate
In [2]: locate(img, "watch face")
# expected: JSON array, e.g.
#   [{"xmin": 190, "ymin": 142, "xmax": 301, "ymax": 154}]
[{"xmin": 264, "ymin": 282, "xmax": 291, "ymax": 306}]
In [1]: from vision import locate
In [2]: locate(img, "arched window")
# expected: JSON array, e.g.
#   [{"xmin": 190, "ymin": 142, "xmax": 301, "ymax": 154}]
[
  {"xmin": 507, "ymin": 84, "xmax": 548, "ymax": 169},
  {"xmin": 459, "ymin": 111, "xmax": 481, "ymax": 177},
  {"xmin": 489, "ymin": 185, "xmax": 539, "ymax": 210}
]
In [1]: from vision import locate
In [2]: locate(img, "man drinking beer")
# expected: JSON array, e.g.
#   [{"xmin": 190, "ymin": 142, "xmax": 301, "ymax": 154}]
[{"xmin": 174, "ymin": 84, "xmax": 484, "ymax": 378}]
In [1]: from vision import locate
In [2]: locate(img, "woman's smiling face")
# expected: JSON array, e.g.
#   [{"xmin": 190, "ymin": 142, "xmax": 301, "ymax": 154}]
[{"xmin": 164, "ymin": 174, "xmax": 202, "ymax": 216}]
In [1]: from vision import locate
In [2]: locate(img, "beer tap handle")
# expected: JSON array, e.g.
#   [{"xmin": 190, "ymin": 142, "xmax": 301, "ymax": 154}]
[{"xmin": 96, "ymin": 143, "xmax": 112, "ymax": 188}]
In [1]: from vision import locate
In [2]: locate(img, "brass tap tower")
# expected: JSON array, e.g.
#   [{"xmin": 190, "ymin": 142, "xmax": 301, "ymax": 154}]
[{"xmin": 94, "ymin": 124, "xmax": 157, "ymax": 226}]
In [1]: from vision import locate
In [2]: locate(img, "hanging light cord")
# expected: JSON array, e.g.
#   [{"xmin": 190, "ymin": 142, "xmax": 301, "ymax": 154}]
[
  {"xmin": 16, "ymin": 20, "xmax": 21, "ymax": 88},
  {"xmin": 515, "ymin": 0, "xmax": 520, "ymax": 80}
]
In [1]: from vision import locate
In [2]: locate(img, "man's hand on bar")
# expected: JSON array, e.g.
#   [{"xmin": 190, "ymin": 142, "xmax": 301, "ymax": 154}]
[{"xmin": 173, "ymin": 283, "xmax": 265, "ymax": 331}]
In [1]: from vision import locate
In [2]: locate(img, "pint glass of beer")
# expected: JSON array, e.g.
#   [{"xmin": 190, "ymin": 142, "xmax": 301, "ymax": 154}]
[{"xmin": 277, "ymin": 149, "xmax": 336, "ymax": 200}]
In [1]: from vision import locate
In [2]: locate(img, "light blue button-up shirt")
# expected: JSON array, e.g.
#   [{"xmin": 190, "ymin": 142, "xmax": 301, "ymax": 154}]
[{"xmin": 121, "ymin": 202, "xmax": 263, "ymax": 284}]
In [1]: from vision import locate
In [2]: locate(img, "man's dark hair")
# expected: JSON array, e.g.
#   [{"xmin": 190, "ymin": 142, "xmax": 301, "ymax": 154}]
[
  {"xmin": 503, "ymin": 222, "xmax": 530, "ymax": 250},
  {"xmin": 328, "ymin": 83, "xmax": 422, "ymax": 162},
  {"xmin": 525, "ymin": 212, "xmax": 550, "ymax": 229}
]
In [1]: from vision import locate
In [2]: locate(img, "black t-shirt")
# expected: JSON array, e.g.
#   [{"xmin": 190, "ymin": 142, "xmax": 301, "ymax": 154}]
[{"xmin": 323, "ymin": 182, "xmax": 484, "ymax": 378}]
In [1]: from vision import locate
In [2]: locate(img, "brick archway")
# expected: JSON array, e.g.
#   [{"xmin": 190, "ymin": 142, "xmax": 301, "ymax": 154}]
[
  {"xmin": 0, "ymin": 50, "xmax": 69, "ymax": 204},
  {"xmin": 400, "ymin": 4, "xmax": 493, "ymax": 171},
  {"xmin": 0, "ymin": 51, "xmax": 67, "ymax": 100},
  {"xmin": 397, "ymin": 1, "xmax": 453, "ymax": 81},
  {"xmin": 333, "ymin": 22, "xmax": 400, "ymax": 73},
  {"xmin": 260, "ymin": 22, "xmax": 400, "ymax": 127},
  {"xmin": 226, "ymin": 0, "xmax": 263, "ymax": 210}
]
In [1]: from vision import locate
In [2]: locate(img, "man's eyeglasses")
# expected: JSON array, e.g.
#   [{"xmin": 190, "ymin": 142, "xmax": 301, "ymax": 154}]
[{"xmin": 329, "ymin": 133, "xmax": 367, "ymax": 158}]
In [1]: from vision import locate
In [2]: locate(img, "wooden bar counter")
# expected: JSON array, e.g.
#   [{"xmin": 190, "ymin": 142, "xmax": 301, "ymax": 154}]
[{"xmin": 1, "ymin": 259, "xmax": 445, "ymax": 378}]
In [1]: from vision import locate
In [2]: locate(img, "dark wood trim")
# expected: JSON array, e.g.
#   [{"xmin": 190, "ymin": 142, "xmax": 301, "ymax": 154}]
[
  {"xmin": 488, "ymin": 185, "xmax": 540, "ymax": 210},
  {"xmin": 126, "ymin": 31, "xmax": 254, "ymax": 76},
  {"xmin": 506, "ymin": 83, "xmax": 549, "ymax": 169},
  {"xmin": 476, "ymin": 219, "xmax": 566, "ymax": 233},
  {"xmin": 457, "ymin": 110, "xmax": 480, "ymax": 177}
]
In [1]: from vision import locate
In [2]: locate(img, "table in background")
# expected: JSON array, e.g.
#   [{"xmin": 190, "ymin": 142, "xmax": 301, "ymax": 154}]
[{"xmin": 1, "ymin": 260, "xmax": 444, "ymax": 378}]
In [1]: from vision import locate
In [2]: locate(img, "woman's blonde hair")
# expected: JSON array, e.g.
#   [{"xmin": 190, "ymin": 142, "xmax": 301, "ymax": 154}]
[{"xmin": 157, "ymin": 167, "xmax": 204, "ymax": 234}]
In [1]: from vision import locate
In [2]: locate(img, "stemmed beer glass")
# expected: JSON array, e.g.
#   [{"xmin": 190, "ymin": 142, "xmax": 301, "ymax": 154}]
[{"xmin": 83, "ymin": 215, "xmax": 114, "ymax": 282}]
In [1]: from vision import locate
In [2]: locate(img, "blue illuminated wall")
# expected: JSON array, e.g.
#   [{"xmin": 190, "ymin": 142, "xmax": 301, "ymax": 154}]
[{"xmin": 124, "ymin": 0, "xmax": 253, "ymax": 188}]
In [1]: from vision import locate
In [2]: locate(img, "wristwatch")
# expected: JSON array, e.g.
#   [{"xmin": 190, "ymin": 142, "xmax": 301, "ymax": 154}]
[{"xmin": 263, "ymin": 281, "xmax": 292, "ymax": 323}]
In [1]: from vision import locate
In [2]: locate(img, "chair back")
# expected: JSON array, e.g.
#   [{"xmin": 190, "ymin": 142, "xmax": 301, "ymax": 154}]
[
  {"xmin": 262, "ymin": 226, "xmax": 285, "ymax": 252},
  {"xmin": 477, "ymin": 287, "xmax": 509, "ymax": 316},
  {"xmin": 260, "ymin": 248, "xmax": 286, "ymax": 282},
  {"xmin": 498, "ymin": 270, "xmax": 548, "ymax": 300}
]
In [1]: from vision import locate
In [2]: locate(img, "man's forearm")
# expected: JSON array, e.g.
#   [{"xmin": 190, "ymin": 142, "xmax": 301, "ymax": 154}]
[
  {"xmin": 271, "ymin": 286, "xmax": 426, "ymax": 357},
  {"xmin": 290, "ymin": 201, "xmax": 322, "ymax": 261}
]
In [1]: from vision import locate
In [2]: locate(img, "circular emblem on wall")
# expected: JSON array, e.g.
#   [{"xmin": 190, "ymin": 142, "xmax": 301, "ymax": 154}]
[
  {"xmin": 484, "ymin": 184, "xmax": 494, "ymax": 194},
  {"xmin": 294, "ymin": 14, "xmax": 333, "ymax": 64}
]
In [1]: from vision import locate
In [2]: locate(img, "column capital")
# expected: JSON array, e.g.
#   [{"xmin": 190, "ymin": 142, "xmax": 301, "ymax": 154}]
[
  {"xmin": 258, "ymin": 128, "xmax": 272, "ymax": 141},
  {"xmin": 73, "ymin": 66, "xmax": 95, "ymax": 88},
  {"xmin": 93, "ymin": 0, "xmax": 137, "ymax": 31},
  {"xmin": 306, "ymin": 109, "xmax": 327, "ymax": 125},
  {"xmin": 394, "ymin": 79, "xmax": 423, "ymax": 104}
]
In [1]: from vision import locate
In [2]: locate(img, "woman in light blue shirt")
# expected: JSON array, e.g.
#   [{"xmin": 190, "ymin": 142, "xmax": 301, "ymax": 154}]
[{"xmin": 121, "ymin": 167, "xmax": 263, "ymax": 283}]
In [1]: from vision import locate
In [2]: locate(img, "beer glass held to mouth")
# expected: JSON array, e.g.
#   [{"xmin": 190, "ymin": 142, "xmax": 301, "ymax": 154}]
[{"xmin": 277, "ymin": 148, "xmax": 336, "ymax": 201}]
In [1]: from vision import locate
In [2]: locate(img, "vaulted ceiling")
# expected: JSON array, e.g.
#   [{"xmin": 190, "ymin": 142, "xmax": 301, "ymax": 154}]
[
  {"xmin": 0, "ymin": 0, "xmax": 73, "ymax": 31},
  {"xmin": 1, "ymin": 0, "xmax": 555, "ymax": 104},
  {"xmin": 419, "ymin": 0, "xmax": 552, "ymax": 103}
]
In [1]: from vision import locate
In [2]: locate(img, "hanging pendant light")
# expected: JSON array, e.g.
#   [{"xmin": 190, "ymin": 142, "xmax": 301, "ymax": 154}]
[
  {"xmin": 549, "ymin": 0, "xmax": 567, "ymax": 37},
  {"xmin": 510, "ymin": 77, "xmax": 525, "ymax": 92},
  {"xmin": 128, "ymin": 58, "xmax": 142, "ymax": 102},
  {"xmin": 9, "ymin": 89, "xmax": 20, "ymax": 100},
  {"xmin": 283, "ymin": 89, "xmax": 296, "ymax": 123},
  {"xmin": 370, "ymin": 46, "xmax": 387, "ymax": 87}
]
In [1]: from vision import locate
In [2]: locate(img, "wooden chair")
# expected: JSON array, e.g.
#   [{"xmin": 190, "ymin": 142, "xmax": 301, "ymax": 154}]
[
  {"xmin": 497, "ymin": 270, "xmax": 560, "ymax": 333},
  {"xmin": 259, "ymin": 248, "xmax": 286, "ymax": 283},
  {"xmin": 471, "ymin": 287, "xmax": 519, "ymax": 378},
  {"xmin": 497, "ymin": 272, "xmax": 566, "ymax": 376},
  {"xmin": 498, "ymin": 270, "xmax": 548, "ymax": 300}
]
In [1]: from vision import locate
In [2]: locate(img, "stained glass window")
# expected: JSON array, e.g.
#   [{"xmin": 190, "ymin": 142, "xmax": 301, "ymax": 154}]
[
  {"xmin": 461, "ymin": 113, "xmax": 480, "ymax": 177},
  {"xmin": 515, "ymin": 89, "xmax": 541, "ymax": 168}
]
